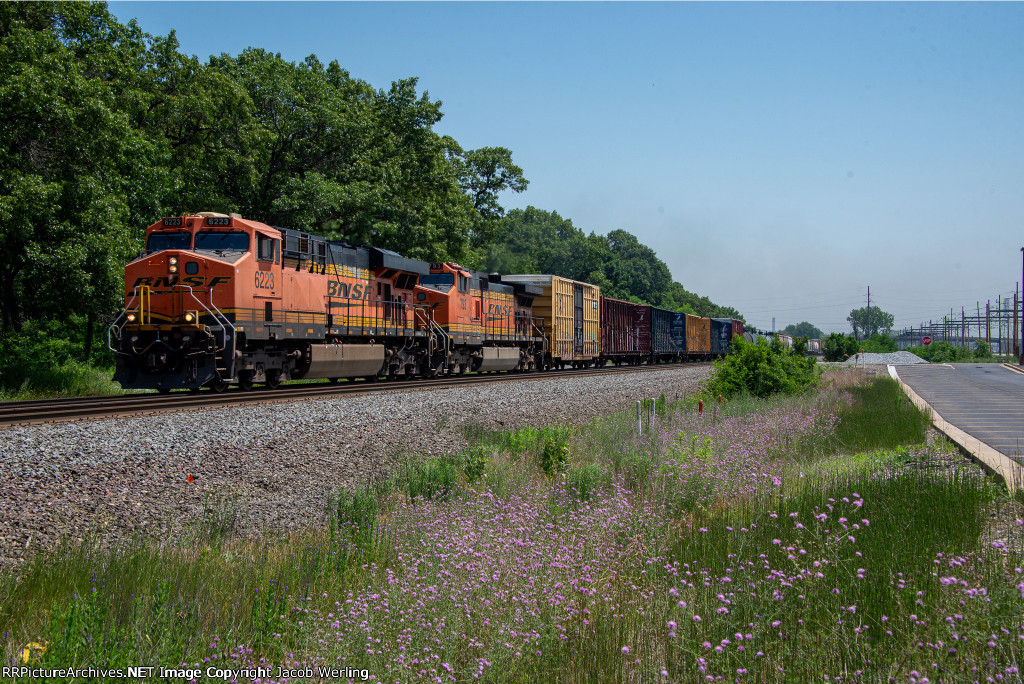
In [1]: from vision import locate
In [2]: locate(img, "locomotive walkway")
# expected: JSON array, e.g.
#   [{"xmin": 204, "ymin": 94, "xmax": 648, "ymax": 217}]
[{"xmin": 890, "ymin": 363, "xmax": 1024, "ymax": 493}]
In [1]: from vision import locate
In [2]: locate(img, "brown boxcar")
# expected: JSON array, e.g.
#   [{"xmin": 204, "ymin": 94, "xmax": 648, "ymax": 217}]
[
  {"xmin": 686, "ymin": 314, "xmax": 712, "ymax": 356},
  {"xmin": 600, "ymin": 297, "xmax": 650, "ymax": 363},
  {"xmin": 502, "ymin": 274, "xmax": 600, "ymax": 367},
  {"xmin": 731, "ymin": 319, "xmax": 744, "ymax": 343},
  {"xmin": 650, "ymin": 307, "xmax": 686, "ymax": 361}
]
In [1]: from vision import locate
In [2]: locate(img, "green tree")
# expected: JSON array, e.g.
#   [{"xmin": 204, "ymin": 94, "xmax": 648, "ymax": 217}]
[
  {"xmin": 486, "ymin": 208, "xmax": 743, "ymax": 317},
  {"xmin": 781, "ymin": 321, "xmax": 824, "ymax": 339},
  {"xmin": 602, "ymin": 229, "xmax": 672, "ymax": 304},
  {"xmin": 847, "ymin": 306, "xmax": 895, "ymax": 340},
  {"xmin": 457, "ymin": 146, "xmax": 528, "ymax": 247},
  {"xmin": 0, "ymin": 2, "xmax": 171, "ymax": 351},
  {"xmin": 199, "ymin": 51, "xmax": 479, "ymax": 261},
  {"xmin": 661, "ymin": 281, "xmax": 741, "ymax": 319}
]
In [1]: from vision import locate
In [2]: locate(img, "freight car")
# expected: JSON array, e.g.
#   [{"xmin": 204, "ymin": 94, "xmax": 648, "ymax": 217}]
[
  {"xmin": 650, "ymin": 307, "xmax": 687, "ymax": 363},
  {"xmin": 501, "ymin": 275, "xmax": 600, "ymax": 369},
  {"xmin": 599, "ymin": 297, "xmax": 650, "ymax": 365}
]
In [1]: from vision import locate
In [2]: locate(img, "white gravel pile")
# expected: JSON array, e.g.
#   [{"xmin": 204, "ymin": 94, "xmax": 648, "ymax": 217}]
[
  {"xmin": 0, "ymin": 365, "xmax": 709, "ymax": 566},
  {"xmin": 844, "ymin": 351, "xmax": 927, "ymax": 365}
]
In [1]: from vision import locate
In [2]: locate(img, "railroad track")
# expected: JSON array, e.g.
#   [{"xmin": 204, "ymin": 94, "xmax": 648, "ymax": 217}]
[{"xmin": 0, "ymin": 363, "xmax": 706, "ymax": 428}]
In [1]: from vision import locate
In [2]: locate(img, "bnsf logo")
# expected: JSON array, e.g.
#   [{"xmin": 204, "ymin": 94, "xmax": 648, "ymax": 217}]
[
  {"xmin": 327, "ymin": 281, "xmax": 370, "ymax": 299},
  {"xmin": 488, "ymin": 304, "xmax": 513, "ymax": 316},
  {"xmin": 131, "ymin": 276, "xmax": 232, "ymax": 288}
]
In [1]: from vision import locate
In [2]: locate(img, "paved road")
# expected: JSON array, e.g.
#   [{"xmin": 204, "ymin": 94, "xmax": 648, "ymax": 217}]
[{"xmin": 894, "ymin": 364, "xmax": 1024, "ymax": 465}]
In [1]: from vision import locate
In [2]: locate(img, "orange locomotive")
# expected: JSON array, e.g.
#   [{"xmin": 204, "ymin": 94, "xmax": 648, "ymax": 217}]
[{"xmin": 109, "ymin": 213, "xmax": 546, "ymax": 392}]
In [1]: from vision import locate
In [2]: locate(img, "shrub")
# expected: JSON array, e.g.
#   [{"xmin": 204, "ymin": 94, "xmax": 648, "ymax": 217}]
[
  {"xmin": 704, "ymin": 335, "xmax": 816, "ymax": 398},
  {"xmin": 862, "ymin": 334, "xmax": 897, "ymax": 353},
  {"xmin": 822, "ymin": 333, "xmax": 860, "ymax": 362},
  {"xmin": 539, "ymin": 430, "xmax": 571, "ymax": 475},
  {"xmin": 0, "ymin": 317, "xmax": 118, "ymax": 396},
  {"xmin": 906, "ymin": 341, "xmax": 972, "ymax": 363},
  {"xmin": 458, "ymin": 446, "xmax": 488, "ymax": 482}
]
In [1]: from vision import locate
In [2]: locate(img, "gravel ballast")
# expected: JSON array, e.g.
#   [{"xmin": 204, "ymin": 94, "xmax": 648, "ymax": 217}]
[
  {"xmin": 0, "ymin": 365, "xmax": 709, "ymax": 567},
  {"xmin": 844, "ymin": 351, "xmax": 927, "ymax": 365}
]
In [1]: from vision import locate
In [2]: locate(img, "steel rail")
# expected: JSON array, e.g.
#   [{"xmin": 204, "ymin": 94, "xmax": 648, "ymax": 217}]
[{"xmin": 0, "ymin": 363, "xmax": 707, "ymax": 428}]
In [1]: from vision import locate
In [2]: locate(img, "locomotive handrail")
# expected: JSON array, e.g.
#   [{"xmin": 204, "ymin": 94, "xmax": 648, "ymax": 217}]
[
  {"xmin": 175, "ymin": 284, "xmax": 235, "ymax": 353},
  {"xmin": 415, "ymin": 306, "xmax": 450, "ymax": 359},
  {"xmin": 107, "ymin": 285, "xmax": 144, "ymax": 352}
]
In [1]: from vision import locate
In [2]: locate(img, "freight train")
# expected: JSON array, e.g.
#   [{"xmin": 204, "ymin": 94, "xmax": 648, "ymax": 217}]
[{"xmin": 107, "ymin": 213, "xmax": 812, "ymax": 392}]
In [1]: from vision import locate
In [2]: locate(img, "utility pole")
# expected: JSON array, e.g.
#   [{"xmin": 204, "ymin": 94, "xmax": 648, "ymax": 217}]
[
  {"xmin": 986, "ymin": 301, "xmax": 991, "ymax": 346},
  {"xmin": 1014, "ymin": 286, "xmax": 1019, "ymax": 359},
  {"xmin": 962, "ymin": 307, "xmax": 965, "ymax": 349},
  {"xmin": 866, "ymin": 286, "xmax": 870, "ymax": 341},
  {"xmin": 1020, "ymin": 248, "xmax": 1024, "ymax": 365}
]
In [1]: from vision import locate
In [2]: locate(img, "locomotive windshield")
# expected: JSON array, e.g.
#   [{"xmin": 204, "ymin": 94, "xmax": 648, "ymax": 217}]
[
  {"xmin": 194, "ymin": 231, "xmax": 249, "ymax": 252},
  {"xmin": 146, "ymin": 232, "xmax": 191, "ymax": 252},
  {"xmin": 419, "ymin": 273, "xmax": 455, "ymax": 291}
]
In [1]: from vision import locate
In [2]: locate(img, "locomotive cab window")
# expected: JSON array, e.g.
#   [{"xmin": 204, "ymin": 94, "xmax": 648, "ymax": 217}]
[
  {"xmin": 146, "ymin": 232, "xmax": 191, "ymax": 253},
  {"xmin": 419, "ymin": 273, "xmax": 454, "ymax": 291},
  {"xmin": 195, "ymin": 231, "xmax": 249, "ymax": 252},
  {"xmin": 257, "ymin": 233, "xmax": 279, "ymax": 262}
]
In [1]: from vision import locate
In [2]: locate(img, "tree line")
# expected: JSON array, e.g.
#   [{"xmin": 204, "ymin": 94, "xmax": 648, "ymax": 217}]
[{"xmin": 0, "ymin": 2, "xmax": 740, "ymax": 391}]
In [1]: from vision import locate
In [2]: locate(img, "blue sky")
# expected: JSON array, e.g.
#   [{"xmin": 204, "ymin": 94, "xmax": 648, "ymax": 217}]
[{"xmin": 108, "ymin": 2, "xmax": 1024, "ymax": 335}]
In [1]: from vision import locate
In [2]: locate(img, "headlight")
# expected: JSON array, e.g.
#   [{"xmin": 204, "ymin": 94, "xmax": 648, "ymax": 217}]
[
  {"xmin": 183, "ymin": 311, "xmax": 196, "ymax": 323},
  {"xmin": 126, "ymin": 312, "xmax": 137, "ymax": 323},
  {"xmin": 169, "ymin": 264, "xmax": 178, "ymax": 273},
  {"xmin": 169, "ymin": 256, "xmax": 178, "ymax": 265}
]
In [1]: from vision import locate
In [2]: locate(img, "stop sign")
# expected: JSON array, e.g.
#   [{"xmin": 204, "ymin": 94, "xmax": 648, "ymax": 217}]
[{"xmin": 922, "ymin": 336, "xmax": 932, "ymax": 346}]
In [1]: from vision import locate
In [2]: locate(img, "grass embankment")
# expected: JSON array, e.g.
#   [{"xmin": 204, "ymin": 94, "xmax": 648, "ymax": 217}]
[
  {"xmin": 0, "ymin": 364, "xmax": 126, "ymax": 401},
  {"xmin": 2, "ymin": 373, "xmax": 1022, "ymax": 682}
]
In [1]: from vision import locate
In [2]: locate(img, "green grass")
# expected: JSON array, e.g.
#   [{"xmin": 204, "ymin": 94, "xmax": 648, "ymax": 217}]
[
  {"xmin": 3, "ymin": 378, "xmax": 1021, "ymax": 682},
  {"xmin": 0, "ymin": 363, "xmax": 129, "ymax": 401},
  {"xmin": 829, "ymin": 377, "xmax": 930, "ymax": 452}
]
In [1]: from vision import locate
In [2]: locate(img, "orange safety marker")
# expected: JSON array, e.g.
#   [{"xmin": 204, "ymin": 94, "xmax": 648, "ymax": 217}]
[
  {"xmin": 186, "ymin": 474, "xmax": 194, "ymax": 483},
  {"xmin": 698, "ymin": 399, "xmax": 703, "ymax": 416}
]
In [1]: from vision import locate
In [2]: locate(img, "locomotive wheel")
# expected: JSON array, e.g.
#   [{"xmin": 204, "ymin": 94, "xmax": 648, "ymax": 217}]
[
  {"xmin": 328, "ymin": 377, "xmax": 339, "ymax": 384},
  {"xmin": 237, "ymin": 371, "xmax": 254, "ymax": 391},
  {"xmin": 264, "ymin": 371, "xmax": 281, "ymax": 389},
  {"xmin": 158, "ymin": 387, "xmax": 171, "ymax": 394},
  {"xmin": 209, "ymin": 377, "xmax": 228, "ymax": 393}
]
